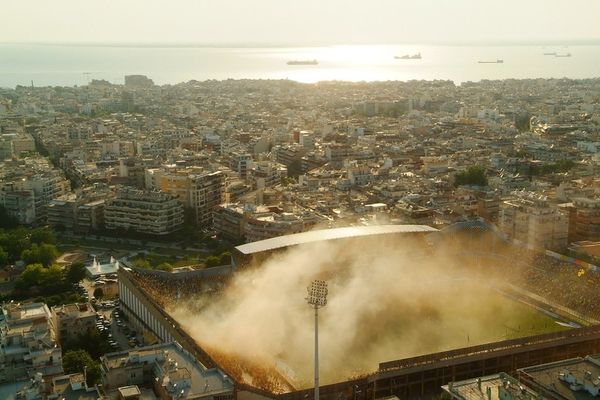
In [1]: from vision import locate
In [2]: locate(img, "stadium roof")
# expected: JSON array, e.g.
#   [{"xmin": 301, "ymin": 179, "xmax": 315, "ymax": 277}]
[{"xmin": 235, "ymin": 224, "xmax": 438, "ymax": 255}]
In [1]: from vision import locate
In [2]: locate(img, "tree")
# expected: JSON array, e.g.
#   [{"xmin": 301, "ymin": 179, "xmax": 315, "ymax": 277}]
[
  {"xmin": 20, "ymin": 263, "xmax": 46, "ymax": 286},
  {"xmin": 40, "ymin": 264, "xmax": 63, "ymax": 289},
  {"xmin": 454, "ymin": 166, "xmax": 488, "ymax": 187},
  {"xmin": 0, "ymin": 228, "xmax": 31, "ymax": 261},
  {"xmin": 30, "ymin": 228, "xmax": 57, "ymax": 245},
  {"xmin": 65, "ymin": 262, "xmax": 87, "ymax": 285},
  {"xmin": 219, "ymin": 251, "xmax": 232, "ymax": 265},
  {"xmin": 93, "ymin": 287, "xmax": 104, "ymax": 299},
  {"xmin": 64, "ymin": 329, "xmax": 112, "ymax": 359},
  {"xmin": 131, "ymin": 258, "xmax": 151, "ymax": 269},
  {"xmin": 21, "ymin": 243, "xmax": 59, "ymax": 266},
  {"xmin": 156, "ymin": 262, "xmax": 173, "ymax": 272},
  {"xmin": 205, "ymin": 255, "xmax": 221, "ymax": 268},
  {"xmin": 18, "ymin": 263, "xmax": 65, "ymax": 294},
  {"xmin": 0, "ymin": 206, "xmax": 18, "ymax": 229},
  {"xmin": 514, "ymin": 112, "xmax": 532, "ymax": 132},
  {"xmin": 62, "ymin": 350, "xmax": 101, "ymax": 385},
  {"xmin": 0, "ymin": 247, "xmax": 7, "ymax": 267}
]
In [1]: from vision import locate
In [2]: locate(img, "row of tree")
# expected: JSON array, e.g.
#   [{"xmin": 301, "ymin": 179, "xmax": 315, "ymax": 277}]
[
  {"xmin": 0, "ymin": 226, "xmax": 58, "ymax": 266},
  {"xmin": 12, "ymin": 262, "xmax": 87, "ymax": 304}
]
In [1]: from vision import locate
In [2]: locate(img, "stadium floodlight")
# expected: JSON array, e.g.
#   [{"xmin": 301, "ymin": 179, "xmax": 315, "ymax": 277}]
[{"xmin": 306, "ymin": 280, "xmax": 328, "ymax": 400}]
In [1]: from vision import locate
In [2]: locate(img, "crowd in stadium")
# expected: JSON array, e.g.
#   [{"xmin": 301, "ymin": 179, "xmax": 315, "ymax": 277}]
[
  {"xmin": 128, "ymin": 269, "xmax": 221, "ymax": 308},
  {"xmin": 502, "ymin": 249, "xmax": 600, "ymax": 322}
]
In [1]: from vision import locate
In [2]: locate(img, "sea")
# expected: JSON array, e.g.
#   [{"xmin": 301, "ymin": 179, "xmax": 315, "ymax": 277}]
[{"xmin": 1, "ymin": 43, "xmax": 600, "ymax": 88}]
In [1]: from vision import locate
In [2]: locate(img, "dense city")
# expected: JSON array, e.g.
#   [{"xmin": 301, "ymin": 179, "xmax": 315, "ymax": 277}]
[{"xmin": 1, "ymin": 75, "xmax": 600, "ymax": 399}]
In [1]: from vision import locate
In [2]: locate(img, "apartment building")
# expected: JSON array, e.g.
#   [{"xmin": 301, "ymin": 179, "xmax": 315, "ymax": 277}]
[
  {"xmin": 573, "ymin": 197, "xmax": 600, "ymax": 241},
  {"xmin": 214, "ymin": 203, "xmax": 318, "ymax": 243},
  {"xmin": 104, "ymin": 187, "xmax": 184, "ymax": 235},
  {"xmin": 11, "ymin": 133, "xmax": 36, "ymax": 156},
  {"xmin": 47, "ymin": 185, "xmax": 112, "ymax": 232},
  {"xmin": 250, "ymin": 160, "xmax": 287, "ymax": 189},
  {"xmin": 244, "ymin": 212, "xmax": 305, "ymax": 242},
  {"xmin": 499, "ymin": 191, "xmax": 569, "ymax": 251},
  {"xmin": 51, "ymin": 303, "xmax": 97, "ymax": 345},
  {"xmin": 1, "ymin": 173, "xmax": 70, "ymax": 225},
  {"xmin": 0, "ymin": 302, "xmax": 63, "ymax": 382},
  {"xmin": 0, "ymin": 189, "xmax": 36, "ymax": 224},
  {"xmin": 149, "ymin": 167, "xmax": 225, "ymax": 227},
  {"xmin": 100, "ymin": 342, "xmax": 234, "ymax": 400}
]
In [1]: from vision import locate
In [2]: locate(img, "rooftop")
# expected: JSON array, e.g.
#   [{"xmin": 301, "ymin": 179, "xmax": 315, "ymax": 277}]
[
  {"xmin": 103, "ymin": 342, "xmax": 234, "ymax": 397},
  {"xmin": 520, "ymin": 356, "xmax": 600, "ymax": 400},
  {"xmin": 235, "ymin": 224, "xmax": 437, "ymax": 255},
  {"xmin": 443, "ymin": 373, "xmax": 538, "ymax": 400}
]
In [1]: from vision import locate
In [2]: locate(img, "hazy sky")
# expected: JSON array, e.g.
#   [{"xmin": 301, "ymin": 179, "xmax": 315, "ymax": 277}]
[{"xmin": 3, "ymin": 0, "xmax": 600, "ymax": 45}]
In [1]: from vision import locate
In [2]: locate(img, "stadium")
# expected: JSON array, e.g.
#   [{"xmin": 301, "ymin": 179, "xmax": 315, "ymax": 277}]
[{"xmin": 118, "ymin": 222, "xmax": 600, "ymax": 400}]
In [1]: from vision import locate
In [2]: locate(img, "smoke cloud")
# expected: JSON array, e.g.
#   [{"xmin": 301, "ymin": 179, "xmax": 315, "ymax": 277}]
[{"xmin": 169, "ymin": 233, "xmax": 552, "ymax": 391}]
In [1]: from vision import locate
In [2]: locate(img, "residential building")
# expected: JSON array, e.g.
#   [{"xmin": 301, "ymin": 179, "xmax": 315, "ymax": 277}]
[
  {"xmin": 0, "ymin": 302, "xmax": 63, "ymax": 382},
  {"xmin": 51, "ymin": 303, "xmax": 97, "ymax": 345},
  {"xmin": 0, "ymin": 189, "xmax": 36, "ymax": 224},
  {"xmin": 100, "ymin": 342, "xmax": 234, "ymax": 400},
  {"xmin": 11, "ymin": 134, "xmax": 36, "ymax": 156},
  {"xmin": 104, "ymin": 187, "xmax": 184, "ymax": 235},
  {"xmin": 499, "ymin": 191, "xmax": 569, "ymax": 251},
  {"xmin": 573, "ymin": 197, "xmax": 600, "ymax": 242},
  {"xmin": 152, "ymin": 167, "xmax": 225, "ymax": 227},
  {"xmin": 47, "ymin": 185, "xmax": 112, "ymax": 232}
]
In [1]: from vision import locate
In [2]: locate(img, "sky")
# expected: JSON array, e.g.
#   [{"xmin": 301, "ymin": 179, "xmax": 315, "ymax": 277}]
[{"xmin": 3, "ymin": 0, "xmax": 600, "ymax": 45}]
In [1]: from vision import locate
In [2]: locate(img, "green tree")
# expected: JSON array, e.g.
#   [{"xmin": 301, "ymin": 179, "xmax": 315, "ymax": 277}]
[
  {"xmin": 30, "ymin": 228, "xmax": 57, "ymax": 245},
  {"xmin": 41, "ymin": 264, "xmax": 63, "ymax": 288},
  {"xmin": 454, "ymin": 166, "xmax": 488, "ymax": 187},
  {"xmin": 131, "ymin": 258, "xmax": 151, "ymax": 269},
  {"xmin": 219, "ymin": 251, "xmax": 232, "ymax": 265},
  {"xmin": 64, "ymin": 329, "xmax": 112, "ymax": 359},
  {"xmin": 65, "ymin": 262, "xmax": 87, "ymax": 285},
  {"xmin": 205, "ymin": 255, "xmax": 221, "ymax": 268},
  {"xmin": 21, "ymin": 243, "xmax": 59, "ymax": 266},
  {"xmin": 0, "ymin": 247, "xmax": 8, "ymax": 267},
  {"xmin": 156, "ymin": 262, "xmax": 173, "ymax": 272},
  {"xmin": 62, "ymin": 350, "xmax": 101, "ymax": 385},
  {"xmin": 20, "ymin": 263, "xmax": 46, "ymax": 286},
  {"xmin": 18, "ymin": 263, "xmax": 65, "ymax": 293},
  {"xmin": 0, "ymin": 228, "xmax": 31, "ymax": 260}
]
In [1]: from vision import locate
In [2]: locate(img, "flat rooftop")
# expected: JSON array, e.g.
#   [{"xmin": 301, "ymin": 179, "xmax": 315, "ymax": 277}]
[
  {"xmin": 103, "ymin": 342, "xmax": 233, "ymax": 397},
  {"xmin": 443, "ymin": 373, "xmax": 538, "ymax": 400},
  {"xmin": 520, "ymin": 356, "xmax": 600, "ymax": 400},
  {"xmin": 235, "ymin": 224, "xmax": 437, "ymax": 255}
]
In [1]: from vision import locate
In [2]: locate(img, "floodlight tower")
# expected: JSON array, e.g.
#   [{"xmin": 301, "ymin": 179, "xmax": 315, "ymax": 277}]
[{"xmin": 306, "ymin": 280, "xmax": 328, "ymax": 400}]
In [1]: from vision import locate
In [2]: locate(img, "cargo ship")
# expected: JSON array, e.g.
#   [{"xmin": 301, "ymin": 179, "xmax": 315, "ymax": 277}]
[
  {"xmin": 478, "ymin": 59, "xmax": 504, "ymax": 64},
  {"xmin": 555, "ymin": 53, "xmax": 571, "ymax": 57},
  {"xmin": 395, "ymin": 52, "xmax": 421, "ymax": 60},
  {"xmin": 286, "ymin": 59, "xmax": 318, "ymax": 65}
]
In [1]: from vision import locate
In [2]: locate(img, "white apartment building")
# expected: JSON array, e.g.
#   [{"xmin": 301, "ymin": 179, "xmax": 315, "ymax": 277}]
[
  {"xmin": 0, "ymin": 302, "xmax": 63, "ymax": 382},
  {"xmin": 104, "ymin": 187, "xmax": 184, "ymax": 235}
]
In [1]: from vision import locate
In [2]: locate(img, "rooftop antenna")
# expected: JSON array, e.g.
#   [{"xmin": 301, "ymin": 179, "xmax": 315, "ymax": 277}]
[
  {"xmin": 83, "ymin": 72, "xmax": 91, "ymax": 85},
  {"xmin": 306, "ymin": 280, "xmax": 328, "ymax": 400}
]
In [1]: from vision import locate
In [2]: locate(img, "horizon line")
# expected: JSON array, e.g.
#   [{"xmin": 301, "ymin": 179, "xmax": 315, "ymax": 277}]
[{"xmin": 3, "ymin": 38, "xmax": 600, "ymax": 48}]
